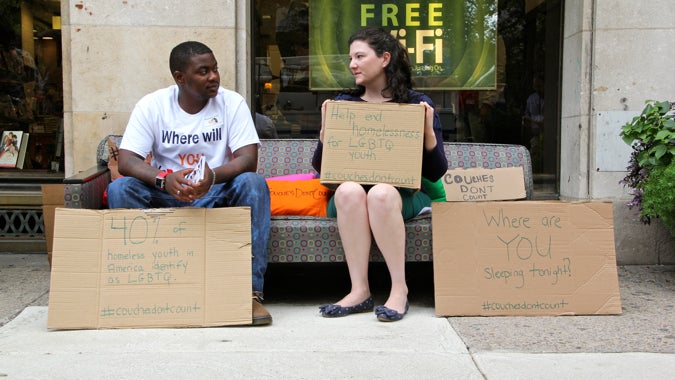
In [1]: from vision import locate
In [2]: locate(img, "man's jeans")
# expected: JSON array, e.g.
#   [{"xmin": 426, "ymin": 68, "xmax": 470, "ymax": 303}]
[{"xmin": 107, "ymin": 172, "xmax": 270, "ymax": 294}]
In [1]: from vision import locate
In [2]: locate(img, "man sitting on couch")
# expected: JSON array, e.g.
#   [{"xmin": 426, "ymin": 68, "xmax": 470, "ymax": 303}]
[{"xmin": 106, "ymin": 41, "xmax": 272, "ymax": 326}]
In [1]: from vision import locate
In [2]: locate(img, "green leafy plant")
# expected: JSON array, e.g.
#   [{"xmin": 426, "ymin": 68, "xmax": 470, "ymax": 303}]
[
  {"xmin": 620, "ymin": 100, "xmax": 675, "ymax": 233},
  {"xmin": 640, "ymin": 163, "xmax": 675, "ymax": 234}
]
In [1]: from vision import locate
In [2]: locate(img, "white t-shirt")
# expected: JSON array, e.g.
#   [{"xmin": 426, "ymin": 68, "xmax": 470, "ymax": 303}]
[{"xmin": 120, "ymin": 85, "xmax": 259, "ymax": 172}]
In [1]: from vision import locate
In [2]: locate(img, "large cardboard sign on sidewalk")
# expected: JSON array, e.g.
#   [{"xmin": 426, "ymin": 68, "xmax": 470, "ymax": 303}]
[
  {"xmin": 320, "ymin": 100, "xmax": 425, "ymax": 189},
  {"xmin": 48, "ymin": 207, "xmax": 252, "ymax": 329},
  {"xmin": 432, "ymin": 201, "xmax": 622, "ymax": 316},
  {"xmin": 442, "ymin": 167, "xmax": 526, "ymax": 201}
]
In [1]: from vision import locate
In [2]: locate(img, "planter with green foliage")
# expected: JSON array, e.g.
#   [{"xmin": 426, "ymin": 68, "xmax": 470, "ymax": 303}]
[{"xmin": 620, "ymin": 100, "xmax": 675, "ymax": 234}]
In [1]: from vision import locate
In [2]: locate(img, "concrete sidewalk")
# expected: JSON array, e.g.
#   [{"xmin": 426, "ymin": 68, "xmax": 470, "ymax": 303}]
[{"xmin": 0, "ymin": 253, "xmax": 674, "ymax": 379}]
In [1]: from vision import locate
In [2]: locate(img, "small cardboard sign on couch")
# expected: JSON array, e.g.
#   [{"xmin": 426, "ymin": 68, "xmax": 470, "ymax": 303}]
[
  {"xmin": 320, "ymin": 100, "xmax": 425, "ymax": 189},
  {"xmin": 432, "ymin": 201, "xmax": 622, "ymax": 316},
  {"xmin": 48, "ymin": 207, "xmax": 252, "ymax": 329},
  {"xmin": 442, "ymin": 167, "xmax": 526, "ymax": 201}
]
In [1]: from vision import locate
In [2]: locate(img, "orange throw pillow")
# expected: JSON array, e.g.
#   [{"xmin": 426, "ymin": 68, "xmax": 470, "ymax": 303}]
[{"xmin": 267, "ymin": 179, "xmax": 332, "ymax": 217}]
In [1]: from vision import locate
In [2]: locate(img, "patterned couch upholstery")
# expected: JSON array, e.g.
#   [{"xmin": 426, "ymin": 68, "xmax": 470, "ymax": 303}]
[{"xmin": 64, "ymin": 136, "xmax": 533, "ymax": 263}]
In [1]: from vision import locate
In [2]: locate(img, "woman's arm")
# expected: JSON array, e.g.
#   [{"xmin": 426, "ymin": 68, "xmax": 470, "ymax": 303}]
[{"xmin": 419, "ymin": 97, "xmax": 448, "ymax": 182}]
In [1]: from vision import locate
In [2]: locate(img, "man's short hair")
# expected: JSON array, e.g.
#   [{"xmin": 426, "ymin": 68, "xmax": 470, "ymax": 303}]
[{"xmin": 169, "ymin": 41, "xmax": 213, "ymax": 73}]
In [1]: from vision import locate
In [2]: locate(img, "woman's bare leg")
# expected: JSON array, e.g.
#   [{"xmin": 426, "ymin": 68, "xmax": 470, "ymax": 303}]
[
  {"xmin": 333, "ymin": 182, "xmax": 372, "ymax": 306},
  {"xmin": 367, "ymin": 184, "xmax": 408, "ymax": 313}
]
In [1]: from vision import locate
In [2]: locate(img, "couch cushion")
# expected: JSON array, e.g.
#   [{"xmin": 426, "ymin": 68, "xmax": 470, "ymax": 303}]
[
  {"xmin": 267, "ymin": 213, "xmax": 433, "ymax": 263},
  {"xmin": 258, "ymin": 139, "xmax": 319, "ymax": 178}
]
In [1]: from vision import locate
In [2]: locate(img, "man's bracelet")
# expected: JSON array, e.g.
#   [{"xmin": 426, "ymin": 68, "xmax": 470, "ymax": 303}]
[{"xmin": 210, "ymin": 168, "xmax": 216, "ymax": 189}]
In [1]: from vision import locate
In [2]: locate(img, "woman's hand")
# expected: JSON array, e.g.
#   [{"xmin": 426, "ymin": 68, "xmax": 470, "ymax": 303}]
[{"xmin": 420, "ymin": 101, "xmax": 438, "ymax": 151}]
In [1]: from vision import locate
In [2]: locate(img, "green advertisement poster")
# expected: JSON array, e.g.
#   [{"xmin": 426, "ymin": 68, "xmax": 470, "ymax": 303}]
[{"xmin": 309, "ymin": 0, "xmax": 497, "ymax": 90}]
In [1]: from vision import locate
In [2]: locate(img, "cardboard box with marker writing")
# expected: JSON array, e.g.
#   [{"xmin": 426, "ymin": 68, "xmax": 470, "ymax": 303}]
[
  {"xmin": 432, "ymin": 201, "xmax": 622, "ymax": 316},
  {"xmin": 442, "ymin": 166, "xmax": 526, "ymax": 201},
  {"xmin": 47, "ymin": 207, "xmax": 252, "ymax": 329},
  {"xmin": 320, "ymin": 100, "xmax": 425, "ymax": 189}
]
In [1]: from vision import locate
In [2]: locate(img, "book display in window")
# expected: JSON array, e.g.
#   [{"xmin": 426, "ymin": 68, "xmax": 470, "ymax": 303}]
[{"xmin": 0, "ymin": 130, "xmax": 29, "ymax": 168}]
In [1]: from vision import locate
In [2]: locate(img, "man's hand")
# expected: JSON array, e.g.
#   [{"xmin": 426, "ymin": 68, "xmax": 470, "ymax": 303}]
[{"xmin": 170, "ymin": 165, "xmax": 212, "ymax": 201}]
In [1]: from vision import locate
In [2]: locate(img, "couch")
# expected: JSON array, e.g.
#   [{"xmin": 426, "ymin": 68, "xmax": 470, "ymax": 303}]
[{"xmin": 64, "ymin": 137, "xmax": 533, "ymax": 263}]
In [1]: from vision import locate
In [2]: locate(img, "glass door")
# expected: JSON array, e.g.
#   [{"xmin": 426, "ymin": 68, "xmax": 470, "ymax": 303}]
[{"xmin": 1, "ymin": 0, "xmax": 63, "ymax": 177}]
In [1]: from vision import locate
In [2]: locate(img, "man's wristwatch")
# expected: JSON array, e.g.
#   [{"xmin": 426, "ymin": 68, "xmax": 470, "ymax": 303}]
[{"xmin": 155, "ymin": 169, "xmax": 172, "ymax": 191}]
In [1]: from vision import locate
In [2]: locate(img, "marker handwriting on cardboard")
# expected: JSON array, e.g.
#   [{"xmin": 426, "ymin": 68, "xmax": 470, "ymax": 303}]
[
  {"xmin": 100, "ymin": 302, "xmax": 202, "ymax": 318},
  {"xmin": 322, "ymin": 101, "xmax": 424, "ymax": 189},
  {"xmin": 348, "ymin": 137, "xmax": 395, "ymax": 151},
  {"xmin": 105, "ymin": 248, "xmax": 190, "ymax": 286},
  {"xmin": 483, "ymin": 257, "xmax": 572, "ymax": 289},
  {"xmin": 326, "ymin": 102, "xmax": 422, "ymax": 158},
  {"xmin": 109, "ymin": 215, "xmax": 162, "ymax": 245},
  {"xmin": 321, "ymin": 170, "xmax": 417, "ymax": 186},
  {"xmin": 482, "ymin": 208, "xmax": 532, "ymax": 229},
  {"xmin": 444, "ymin": 173, "xmax": 495, "ymax": 200},
  {"xmin": 443, "ymin": 167, "xmax": 526, "ymax": 202},
  {"xmin": 432, "ymin": 202, "xmax": 621, "ymax": 316},
  {"xmin": 481, "ymin": 299, "xmax": 569, "ymax": 312},
  {"xmin": 105, "ymin": 215, "xmax": 198, "ymax": 287},
  {"xmin": 482, "ymin": 208, "xmax": 562, "ymax": 230},
  {"xmin": 326, "ymin": 135, "xmax": 342, "ymax": 148},
  {"xmin": 497, "ymin": 233, "xmax": 552, "ymax": 261},
  {"xmin": 477, "ymin": 208, "xmax": 575, "ymax": 290}
]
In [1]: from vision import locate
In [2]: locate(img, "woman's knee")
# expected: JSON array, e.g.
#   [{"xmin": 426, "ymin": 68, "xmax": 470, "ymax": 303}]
[
  {"xmin": 334, "ymin": 182, "xmax": 366, "ymax": 209},
  {"xmin": 366, "ymin": 184, "xmax": 400, "ymax": 209}
]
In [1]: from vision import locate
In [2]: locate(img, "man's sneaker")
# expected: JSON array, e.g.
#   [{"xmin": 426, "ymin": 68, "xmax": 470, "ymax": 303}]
[{"xmin": 252, "ymin": 292, "xmax": 272, "ymax": 326}]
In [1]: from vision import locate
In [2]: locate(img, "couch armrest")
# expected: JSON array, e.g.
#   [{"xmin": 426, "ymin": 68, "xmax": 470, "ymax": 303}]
[{"xmin": 63, "ymin": 165, "xmax": 110, "ymax": 209}]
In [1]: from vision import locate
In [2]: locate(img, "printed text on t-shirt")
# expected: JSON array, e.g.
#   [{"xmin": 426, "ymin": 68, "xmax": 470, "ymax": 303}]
[{"xmin": 161, "ymin": 128, "xmax": 223, "ymax": 145}]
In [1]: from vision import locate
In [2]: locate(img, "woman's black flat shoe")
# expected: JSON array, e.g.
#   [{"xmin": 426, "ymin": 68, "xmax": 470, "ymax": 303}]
[
  {"xmin": 375, "ymin": 303, "xmax": 409, "ymax": 322},
  {"xmin": 319, "ymin": 296, "xmax": 374, "ymax": 317}
]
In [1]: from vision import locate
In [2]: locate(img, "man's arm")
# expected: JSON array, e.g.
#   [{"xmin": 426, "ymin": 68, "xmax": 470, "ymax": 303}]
[
  {"xmin": 211, "ymin": 143, "xmax": 258, "ymax": 184},
  {"xmin": 118, "ymin": 148, "xmax": 161, "ymax": 186}
]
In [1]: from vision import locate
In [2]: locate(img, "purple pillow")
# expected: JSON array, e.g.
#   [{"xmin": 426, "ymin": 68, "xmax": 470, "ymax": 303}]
[{"xmin": 266, "ymin": 173, "xmax": 316, "ymax": 181}]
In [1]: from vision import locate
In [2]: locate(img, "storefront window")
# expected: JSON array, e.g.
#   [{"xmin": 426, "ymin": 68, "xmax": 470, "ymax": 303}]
[
  {"xmin": 0, "ymin": 1, "xmax": 63, "ymax": 175},
  {"xmin": 252, "ymin": 0, "xmax": 561, "ymax": 196}
]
